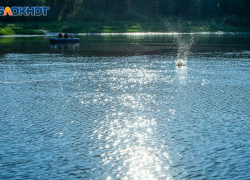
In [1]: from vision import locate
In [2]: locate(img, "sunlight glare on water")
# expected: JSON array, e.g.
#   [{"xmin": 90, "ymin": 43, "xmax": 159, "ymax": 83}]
[{"xmin": 93, "ymin": 66, "xmax": 170, "ymax": 179}]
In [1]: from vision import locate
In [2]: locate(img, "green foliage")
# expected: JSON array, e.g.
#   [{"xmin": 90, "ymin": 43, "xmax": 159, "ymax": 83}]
[
  {"xmin": 1, "ymin": 0, "xmax": 250, "ymax": 24},
  {"xmin": 1, "ymin": 20, "xmax": 250, "ymax": 34},
  {"xmin": 0, "ymin": 27, "xmax": 15, "ymax": 35},
  {"xmin": 122, "ymin": 12, "xmax": 148, "ymax": 22},
  {"xmin": 0, "ymin": 23, "xmax": 45, "ymax": 35},
  {"xmin": 15, "ymin": 29, "xmax": 45, "ymax": 35}
]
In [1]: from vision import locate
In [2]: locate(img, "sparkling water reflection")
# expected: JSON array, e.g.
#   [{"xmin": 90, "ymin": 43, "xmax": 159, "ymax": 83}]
[{"xmin": 0, "ymin": 35, "xmax": 250, "ymax": 179}]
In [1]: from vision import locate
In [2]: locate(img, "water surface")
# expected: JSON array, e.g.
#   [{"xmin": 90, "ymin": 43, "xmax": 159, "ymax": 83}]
[{"xmin": 0, "ymin": 34, "xmax": 250, "ymax": 179}]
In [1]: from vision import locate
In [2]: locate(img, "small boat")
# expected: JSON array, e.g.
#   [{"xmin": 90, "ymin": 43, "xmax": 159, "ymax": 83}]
[{"xmin": 50, "ymin": 37, "xmax": 80, "ymax": 43}]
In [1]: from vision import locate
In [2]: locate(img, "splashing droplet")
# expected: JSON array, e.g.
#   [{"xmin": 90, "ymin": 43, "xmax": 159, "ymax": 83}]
[
  {"xmin": 163, "ymin": 18, "xmax": 195, "ymax": 67},
  {"xmin": 175, "ymin": 35, "xmax": 194, "ymax": 67}
]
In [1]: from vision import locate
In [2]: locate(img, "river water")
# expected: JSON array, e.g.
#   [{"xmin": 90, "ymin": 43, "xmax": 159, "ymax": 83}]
[{"xmin": 0, "ymin": 33, "xmax": 250, "ymax": 179}]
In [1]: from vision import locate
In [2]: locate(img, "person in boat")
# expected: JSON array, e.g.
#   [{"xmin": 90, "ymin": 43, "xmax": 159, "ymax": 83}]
[
  {"xmin": 64, "ymin": 33, "xmax": 69, "ymax": 38},
  {"xmin": 58, "ymin": 32, "xmax": 63, "ymax": 39}
]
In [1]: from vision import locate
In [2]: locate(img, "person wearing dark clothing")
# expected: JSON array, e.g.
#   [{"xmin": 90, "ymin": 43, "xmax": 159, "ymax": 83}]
[
  {"xmin": 58, "ymin": 32, "xmax": 62, "ymax": 38},
  {"xmin": 64, "ymin": 33, "xmax": 69, "ymax": 38}
]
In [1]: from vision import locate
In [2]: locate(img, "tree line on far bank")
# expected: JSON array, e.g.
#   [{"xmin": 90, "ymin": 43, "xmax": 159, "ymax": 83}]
[{"xmin": 1, "ymin": 0, "xmax": 250, "ymax": 26}]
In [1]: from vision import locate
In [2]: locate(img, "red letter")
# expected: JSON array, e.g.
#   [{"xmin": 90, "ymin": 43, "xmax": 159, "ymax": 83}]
[{"xmin": 4, "ymin": 7, "xmax": 13, "ymax": 16}]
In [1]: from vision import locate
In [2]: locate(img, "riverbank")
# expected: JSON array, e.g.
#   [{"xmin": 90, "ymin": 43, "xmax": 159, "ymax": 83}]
[
  {"xmin": 0, "ymin": 24, "xmax": 45, "ymax": 35},
  {"xmin": 1, "ymin": 21, "xmax": 250, "ymax": 35}
]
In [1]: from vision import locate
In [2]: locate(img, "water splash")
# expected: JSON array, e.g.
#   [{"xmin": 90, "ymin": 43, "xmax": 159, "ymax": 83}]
[
  {"xmin": 163, "ymin": 19, "xmax": 195, "ymax": 67},
  {"xmin": 175, "ymin": 34, "xmax": 194, "ymax": 67}
]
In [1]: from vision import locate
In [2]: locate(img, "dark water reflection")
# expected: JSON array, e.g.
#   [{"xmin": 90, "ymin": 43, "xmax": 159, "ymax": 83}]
[
  {"xmin": 0, "ymin": 34, "xmax": 250, "ymax": 179},
  {"xmin": 0, "ymin": 33, "xmax": 250, "ymax": 56}
]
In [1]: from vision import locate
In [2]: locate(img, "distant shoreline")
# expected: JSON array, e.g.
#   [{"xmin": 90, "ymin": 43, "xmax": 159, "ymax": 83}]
[
  {"xmin": 2, "ymin": 31, "xmax": 250, "ymax": 37},
  {"xmin": 1, "ymin": 21, "xmax": 250, "ymax": 36}
]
